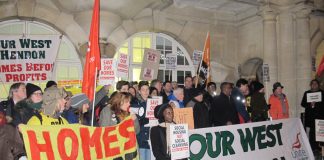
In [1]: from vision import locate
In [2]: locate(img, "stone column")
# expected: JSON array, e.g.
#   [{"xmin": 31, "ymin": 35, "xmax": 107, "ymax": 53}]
[
  {"xmin": 278, "ymin": 11, "xmax": 297, "ymax": 117},
  {"xmin": 295, "ymin": 6, "xmax": 312, "ymax": 117},
  {"xmin": 261, "ymin": 6, "xmax": 278, "ymax": 100}
]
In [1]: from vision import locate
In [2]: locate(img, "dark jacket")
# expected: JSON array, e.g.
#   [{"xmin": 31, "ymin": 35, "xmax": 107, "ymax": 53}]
[
  {"xmin": 184, "ymin": 88, "xmax": 194, "ymax": 106},
  {"xmin": 231, "ymin": 87, "xmax": 250, "ymax": 122},
  {"xmin": 203, "ymin": 92, "xmax": 214, "ymax": 110},
  {"xmin": 0, "ymin": 124, "xmax": 26, "ymax": 160},
  {"xmin": 0, "ymin": 98, "xmax": 15, "ymax": 123},
  {"xmin": 210, "ymin": 92, "xmax": 239, "ymax": 126},
  {"xmin": 150, "ymin": 125, "xmax": 171, "ymax": 160},
  {"xmin": 187, "ymin": 99, "xmax": 210, "ymax": 129},
  {"xmin": 12, "ymin": 99, "xmax": 41, "ymax": 126},
  {"xmin": 131, "ymin": 95, "xmax": 150, "ymax": 149},
  {"xmin": 250, "ymin": 92, "xmax": 268, "ymax": 122}
]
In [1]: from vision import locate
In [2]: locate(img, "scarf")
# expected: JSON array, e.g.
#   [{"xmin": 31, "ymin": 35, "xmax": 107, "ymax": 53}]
[
  {"xmin": 159, "ymin": 122, "xmax": 172, "ymax": 155},
  {"xmin": 29, "ymin": 101, "xmax": 42, "ymax": 110},
  {"xmin": 275, "ymin": 93, "xmax": 287, "ymax": 114}
]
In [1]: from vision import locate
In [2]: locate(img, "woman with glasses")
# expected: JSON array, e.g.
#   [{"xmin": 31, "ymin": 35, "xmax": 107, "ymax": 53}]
[
  {"xmin": 12, "ymin": 83, "xmax": 43, "ymax": 126},
  {"xmin": 27, "ymin": 87, "xmax": 68, "ymax": 125}
]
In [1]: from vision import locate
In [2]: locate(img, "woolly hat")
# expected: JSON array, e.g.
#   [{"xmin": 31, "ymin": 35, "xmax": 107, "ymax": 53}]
[
  {"xmin": 46, "ymin": 80, "xmax": 57, "ymax": 88},
  {"xmin": 251, "ymin": 81, "xmax": 264, "ymax": 93},
  {"xmin": 26, "ymin": 83, "xmax": 42, "ymax": 98},
  {"xmin": 42, "ymin": 87, "xmax": 67, "ymax": 116},
  {"xmin": 273, "ymin": 82, "xmax": 284, "ymax": 90},
  {"xmin": 190, "ymin": 88, "xmax": 204, "ymax": 100},
  {"xmin": 70, "ymin": 93, "xmax": 90, "ymax": 109},
  {"xmin": 154, "ymin": 103, "xmax": 170, "ymax": 121}
]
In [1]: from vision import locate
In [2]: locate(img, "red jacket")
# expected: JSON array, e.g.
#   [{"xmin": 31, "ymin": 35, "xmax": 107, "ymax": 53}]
[{"xmin": 268, "ymin": 94, "xmax": 289, "ymax": 120}]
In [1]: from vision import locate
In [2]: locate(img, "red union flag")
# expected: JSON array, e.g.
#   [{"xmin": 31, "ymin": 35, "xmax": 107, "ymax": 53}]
[
  {"xmin": 82, "ymin": 0, "xmax": 101, "ymax": 101},
  {"xmin": 317, "ymin": 56, "xmax": 324, "ymax": 77},
  {"xmin": 196, "ymin": 32, "xmax": 210, "ymax": 88}
]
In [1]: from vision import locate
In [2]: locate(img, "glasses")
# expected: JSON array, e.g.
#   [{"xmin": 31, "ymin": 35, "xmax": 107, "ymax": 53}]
[{"xmin": 33, "ymin": 92, "xmax": 43, "ymax": 96}]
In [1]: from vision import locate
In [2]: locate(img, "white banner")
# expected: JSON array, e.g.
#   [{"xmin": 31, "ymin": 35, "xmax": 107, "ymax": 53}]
[
  {"xmin": 307, "ymin": 92, "xmax": 322, "ymax": 103},
  {"xmin": 140, "ymin": 48, "xmax": 160, "ymax": 81},
  {"xmin": 170, "ymin": 124, "xmax": 190, "ymax": 159},
  {"xmin": 98, "ymin": 58, "xmax": 115, "ymax": 85},
  {"xmin": 0, "ymin": 35, "xmax": 61, "ymax": 83},
  {"xmin": 116, "ymin": 53, "xmax": 129, "ymax": 79},
  {"xmin": 189, "ymin": 118, "xmax": 314, "ymax": 160},
  {"xmin": 165, "ymin": 54, "xmax": 177, "ymax": 70}
]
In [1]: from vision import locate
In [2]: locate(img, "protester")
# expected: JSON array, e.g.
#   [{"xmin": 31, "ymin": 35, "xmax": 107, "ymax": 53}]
[
  {"xmin": 150, "ymin": 103, "xmax": 175, "ymax": 160},
  {"xmin": 171, "ymin": 81, "xmax": 178, "ymax": 90},
  {"xmin": 183, "ymin": 76, "xmax": 194, "ymax": 106},
  {"xmin": 150, "ymin": 79, "xmax": 163, "ymax": 95},
  {"xmin": 27, "ymin": 87, "xmax": 68, "ymax": 125},
  {"xmin": 149, "ymin": 87, "xmax": 159, "ymax": 97},
  {"xmin": 131, "ymin": 81, "xmax": 151, "ymax": 160},
  {"xmin": 231, "ymin": 78, "xmax": 251, "ymax": 123},
  {"xmin": 0, "ymin": 82, "xmax": 26, "ymax": 123},
  {"xmin": 129, "ymin": 86, "xmax": 137, "ymax": 98},
  {"xmin": 250, "ymin": 81, "xmax": 269, "ymax": 122},
  {"xmin": 204, "ymin": 82, "xmax": 217, "ymax": 110},
  {"xmin": 269, "ymin": 82, "xmax": 289, "ymax": 120},
  {"xmin": 116, "ymin": 80, "xmax": 130, "ymax": 92},
  {"xmin": 61, "ymin": 91, "xmax": 79, "ymax": 124},
  {"xmin": 0, "ymin": 112, "xmax": 27, "ymax": 160},
  {"xmin": 169, "ymin": 88, "xmax": 185, "ymax": 108},
  {"xmin": 210, "ymin": 82, "xmax": 239, "ymax": 126},
  {"xmin": 70, "ymin": 93, "xmax": 92, "ymax": 125},
  {"xmin": 301, "ymin": 79, "xmax": 324, "ymax": 151},
  {"xmin": 186, "ymin": 88, "xmax": 210, "ymax": 129},
  {"xmin": 161, "ymin": 81, "xmax": 172, "ymax": 103},
  {"xmin": 99, "ymin": 92, "xmax": 139, "ymax": 132},
  {"xmin": 130, "ymin": 81, "xmax": 139, "ymax": 92},
  {"xmin": 45, "ymin": 80, "xmax": 57, "ymax": 91},
  {"xmin": 12, "ymin": 83, "xmax": 43, "ymax": 126}
]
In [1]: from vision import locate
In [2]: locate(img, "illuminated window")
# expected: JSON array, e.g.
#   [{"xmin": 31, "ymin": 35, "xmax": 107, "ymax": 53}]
[
  {"xmin": 0, "ymin": 20, "xmax": 82, "ymax": 99},
  {"xmin": 114, "ymin": 32, "xmax": 194, "ymax": 85}
]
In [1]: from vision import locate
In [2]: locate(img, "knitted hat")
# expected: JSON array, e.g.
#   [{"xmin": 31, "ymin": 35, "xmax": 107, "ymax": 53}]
[
  {"xmin": 26, "ymin": 83, "xmax": 42, "ymax": 98},
  {"xmin": 70, "ymin": 93, "xmax": 90, "ymax": 109},
  {"xmin": 46, "ymin": 80, "xmax": 57, "ymax": 88},
  {"xmin": 42, "ymin": 87, "xmax": 67, "ymax": 116},
  {"xmin": 273, "ymin": 82, "xmax": 284, "ymax": 90},
  {"xmin": 154, "ymin": 103, "xmax": 170, "ymax": 121},
  {"xmin": 190, "ymin": 88, "xmax": 204, "ymax": 99},
  {"xmin": 251, "ymin": 81, "xmax": 264, "ymax": 93}
]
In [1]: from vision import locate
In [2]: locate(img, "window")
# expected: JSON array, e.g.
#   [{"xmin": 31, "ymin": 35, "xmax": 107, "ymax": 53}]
[
  {"xmin": 0, "ymin": 20, "xmax": 82, "ymax": 99},
  {"xmin": 114, "ymin": 32, "xmax": 194, "ymax": 85}
]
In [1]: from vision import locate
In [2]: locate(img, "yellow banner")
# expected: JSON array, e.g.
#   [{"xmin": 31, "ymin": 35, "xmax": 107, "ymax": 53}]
[{"xmin": 20, "ymin": 116, "xmax": 138, "ymax": 160}]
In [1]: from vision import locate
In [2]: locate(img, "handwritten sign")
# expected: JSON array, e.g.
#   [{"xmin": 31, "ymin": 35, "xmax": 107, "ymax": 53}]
[
  {"xmin": 173, "ymin": 108, "xmax": 194, "ymax": 130},
  {"xmin": 307, "ymin": 92, "xmax": 322, "ymax": 103},
  {"xmin": 98, "ymin": 58, "xmax": 115, "ymax": 85},
  {"xmin": 117, "ymin": 53, "xmax": 129, "ymax": 78}
]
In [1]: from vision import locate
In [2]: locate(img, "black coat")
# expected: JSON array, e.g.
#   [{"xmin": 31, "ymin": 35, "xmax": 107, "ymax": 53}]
[
  {"xmin": 209, "ymin": 93, "xmax": 239, "ymax": 126},
  {"xmin": 187, "ymin": 99, "xmax": 210, "ymax": 129},
  {"xmin": 301, "ymin": 90, "xmax": 324, "ymax": 127},
  {"xmin": 250, "ymin": 92, "xmax": 268, "ymax": 122},
  {"xmin": 12, "ymin": 99, "xmax": 40, "ymax": 126},
  {"xmin": 150, "ymin": 126, "xmax": 171, "ymax": 160}
]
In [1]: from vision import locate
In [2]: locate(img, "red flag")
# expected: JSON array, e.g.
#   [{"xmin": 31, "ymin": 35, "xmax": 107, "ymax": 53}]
[
  {"xmin": 196, "ymin": 32, "xmax": 210, "ymax": 88},
  {"xmin": 317, "ymin": 56, "xmax": 324, "ymax": 77},
  {"xmin": 82, "ymin": 0, "xmax": 101, "ymax": 101}
]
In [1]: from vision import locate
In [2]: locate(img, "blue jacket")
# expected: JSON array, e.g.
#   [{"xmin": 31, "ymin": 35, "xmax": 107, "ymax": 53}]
[
  {"xmin": 131, "ymin": 95, "xmax": 150, "ymax": 149},
  {"xmin": 231, "ymin": 87, "xmax": 250, "ymax": 122}
]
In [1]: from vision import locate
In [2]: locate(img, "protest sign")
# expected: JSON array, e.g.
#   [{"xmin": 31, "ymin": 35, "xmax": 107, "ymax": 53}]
[
  {"xmin": 170, "ymin": 124, "xmax": 190, "ymax": 159},
  {"xmin": 173, "ymin": 108, "xmax": 194, "ymax": 130},
  {"xmin": 307, "ymin": 92, "xmax": 322, "ymax": 103},
  {"xmin": 165, "ymin": 54, "xmax": 177, "ymax": 70},
  {"xmin": 117, "ymin": 53, "xmax": 129, "ymax": 79},
  {"xmin": 140, "ymin": 48, "xmax": 160, "ymax": 81},
  {"xmin": 20, "ymin": 116, "xmax": 138, "ymax": 160},
  {"xmin": 98, "ymin": 58, "xmax": 115, "ymax": 85},
  {"xmin": 145, "ymin": 97, "xmax": 163, "ymax": 126},
  {"xmin": 189, "ymin": 118, "xmax": 313, "ymax": 160},
  {"xmin": 316, "ymin": 119, "xmax": 324, "ymax": 142},
  {"xmin": 0, "ymin": 35, "xmax": 61, "ymax": 83},
  {"xmin": 192, "ymin": 50, "xmax": 203, "ymax": 66}
]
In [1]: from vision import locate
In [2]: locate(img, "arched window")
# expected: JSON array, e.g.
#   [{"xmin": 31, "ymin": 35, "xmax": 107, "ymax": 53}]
[
  {"xmin": 114, "ymin": 32, "xmax": 195, "ymax": 85},
  {"xmin": 0, "ymin": 20, "xmax": 82, "ymax": 99}
]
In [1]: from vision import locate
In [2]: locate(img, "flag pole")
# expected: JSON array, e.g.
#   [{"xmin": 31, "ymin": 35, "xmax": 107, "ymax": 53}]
[
  {"xmin": 91, "ymin": 67, "xmax": 98, "ymax": 126},
  {"xmin": 195, "ymin": 32, "xmax": 209, "ymax": 88}
]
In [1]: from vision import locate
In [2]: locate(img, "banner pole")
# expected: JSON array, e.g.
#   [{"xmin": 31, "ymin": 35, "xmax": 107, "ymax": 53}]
[{"xmin": 91, "ymin": 67, "xmax": 98, "ymax": 126}]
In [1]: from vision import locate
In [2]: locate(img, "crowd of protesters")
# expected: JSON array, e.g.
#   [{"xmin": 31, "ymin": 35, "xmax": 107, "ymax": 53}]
[{"xmin": 0, "ymin": 77, "xmax": 323, "ymax": 159}]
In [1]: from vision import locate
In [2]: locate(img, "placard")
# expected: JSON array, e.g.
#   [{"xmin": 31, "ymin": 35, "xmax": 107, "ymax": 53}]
[
  {"xmin": 140, "ymin": 48, "xmax": 160, "ymax": 81},
  {"xmin": 316, "ymin": 119, "xmax": 324, "ymax": 142},
  {"xmin": 116, "ymin": 53, "xmax": 129, "ymax": 78},
  {"xmin": 173, "ymin": 108, "xmax": 194, "ymax": 130},
  {"xmin": 307, "ymin": 92, "xmax": 322, "ymax": 103},
  {"xmin": 170, "ymin": 124, "xmax": 190, "ymax": 159},
  {"xmin": 98, "ymin": 58, "xmax": 115, "ymax": 85},
  {"xmin": 165, "ymin": 54, "xmax": 177, "ymax": 70}
]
